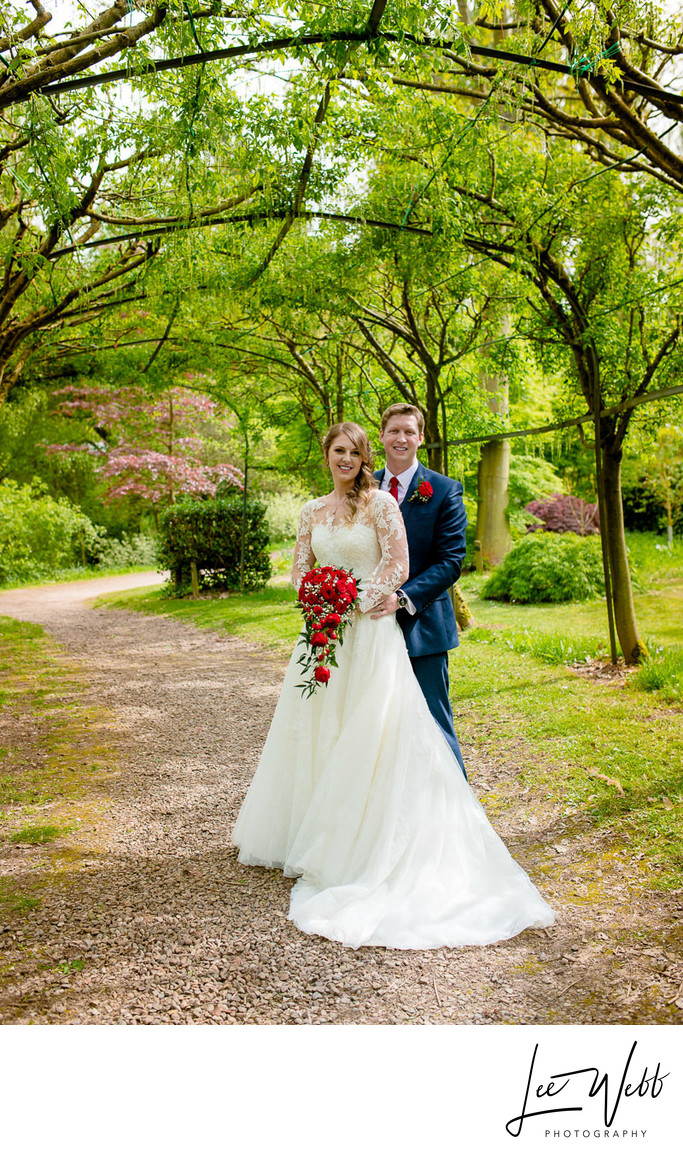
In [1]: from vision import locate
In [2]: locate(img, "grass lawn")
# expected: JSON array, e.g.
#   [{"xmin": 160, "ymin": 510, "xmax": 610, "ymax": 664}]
[
  {"xmin": 461, "ymin": 573, "xmax": 683, "ymax": 652},
  {"xmin": 458, "ymin": 533, "xmax": 683, "ymax": 702}
]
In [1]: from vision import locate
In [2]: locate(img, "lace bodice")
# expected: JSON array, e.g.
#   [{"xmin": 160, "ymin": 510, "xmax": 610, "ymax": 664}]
[{"xmin": 291, "ymin": 491, "xmax": 409, "ymax": 612}]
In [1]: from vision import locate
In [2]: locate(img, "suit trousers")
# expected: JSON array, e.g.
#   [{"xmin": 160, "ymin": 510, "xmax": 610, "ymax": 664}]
[{"xmin": 409, "ymin": 651, "xmax": 466, "ymax": 778}]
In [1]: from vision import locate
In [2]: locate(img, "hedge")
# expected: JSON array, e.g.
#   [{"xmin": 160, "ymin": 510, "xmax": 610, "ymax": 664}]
[
  {"xmin": 157, "ymin": 495, "xmax": 272, "ymax": 592},
  {"xmin": 0, "ymin": 480, "xmax": 100, "ymax": 584}
]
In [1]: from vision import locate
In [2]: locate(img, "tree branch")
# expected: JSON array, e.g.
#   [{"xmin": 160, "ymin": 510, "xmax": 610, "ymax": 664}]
[{"xmin": 47, "ymin": 209, "xmax": 431, "ymax": 259}]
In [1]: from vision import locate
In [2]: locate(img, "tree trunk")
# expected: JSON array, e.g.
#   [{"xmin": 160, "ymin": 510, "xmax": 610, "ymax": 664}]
[
  {"xmin": 450, "ymin": 583, "xmax": 475, "ymax": 631},
  {"xmin": 0, "ymin": 342, "xmax": 31, "ymax": 407},
  {"xmin": 476, "ymin": 439, "xmax": 511, "ymax": 565},
  {"xmin": 602, "ymin": 449, "xmax": 648, "ymax": 664},
  {"xmin": 475, "ymin": 323, "xmax": 511, "ymax": 565},
  {"xmin": 423, "ymin": 377, "xmax": 442, "ymax": 472},
  {"xmin": 335, "ymin": 350, "xmax": 345, "ymax": 422}
]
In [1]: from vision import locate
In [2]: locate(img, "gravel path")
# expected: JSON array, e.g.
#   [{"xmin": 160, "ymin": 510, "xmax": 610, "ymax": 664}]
[{"xmin": 0, "ymin": 576, "xmax": 680, "ymax": 1025}]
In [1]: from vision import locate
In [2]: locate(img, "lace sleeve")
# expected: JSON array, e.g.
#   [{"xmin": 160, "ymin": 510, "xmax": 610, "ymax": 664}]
[
  {"xmin": 357, "ymin": 493, "xmax": 410, "ymax": 613},
  {"xmin": 291, "ymin": 501, "xmax": 316, "ymax": 591}
]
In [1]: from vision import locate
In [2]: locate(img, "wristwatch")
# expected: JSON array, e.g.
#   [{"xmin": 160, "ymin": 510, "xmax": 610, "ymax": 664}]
[{"xmin": 396, "ymin": 590, "xmax": 408, "ymax": 610}]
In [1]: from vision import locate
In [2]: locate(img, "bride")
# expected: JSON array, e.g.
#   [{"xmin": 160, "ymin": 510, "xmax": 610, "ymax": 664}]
[{"xmin": 232, "ymin": 422, "xmax": 555, "ymax": 949}]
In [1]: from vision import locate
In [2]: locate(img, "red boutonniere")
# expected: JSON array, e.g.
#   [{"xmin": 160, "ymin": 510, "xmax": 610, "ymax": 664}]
[{"xmin": 410, "ymin": 477, "xmax": 433, "ymax": 504}]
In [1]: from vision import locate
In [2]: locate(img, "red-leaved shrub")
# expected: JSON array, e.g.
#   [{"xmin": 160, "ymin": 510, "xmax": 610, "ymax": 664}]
[{"xmin": 525, "ymin": 493, "xmax": 600, "ymax": 535}]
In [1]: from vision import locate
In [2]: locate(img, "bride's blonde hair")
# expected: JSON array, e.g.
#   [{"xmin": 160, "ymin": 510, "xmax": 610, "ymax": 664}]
[{"xmin": 323, "ymin": 422, "xmax": 377, "ymax": 521}]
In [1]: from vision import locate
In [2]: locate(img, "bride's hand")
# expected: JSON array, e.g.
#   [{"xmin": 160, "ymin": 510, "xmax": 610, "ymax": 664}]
[{"xmin": 370, "ymin": 593, "xmax": 400, "ymax": 619}]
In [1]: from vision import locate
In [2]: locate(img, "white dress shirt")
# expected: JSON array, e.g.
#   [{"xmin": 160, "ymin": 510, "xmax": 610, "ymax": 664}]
[
  {"xmin": 380, "ymin": 461, "xmax": 418, "ymax": 614},
  {"xmin": 380, "ymin": 460, "xmax": 419, "ymax": 505}
]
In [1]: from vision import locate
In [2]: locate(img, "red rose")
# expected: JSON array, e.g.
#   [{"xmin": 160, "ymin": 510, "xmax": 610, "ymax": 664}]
[
  {"xmin": 418, "ymin": 481, "xmax": 433, "ymax": 498},
  {"xmin": 296, "ymin": 566, "xmax": 359, "ymax": 696}
]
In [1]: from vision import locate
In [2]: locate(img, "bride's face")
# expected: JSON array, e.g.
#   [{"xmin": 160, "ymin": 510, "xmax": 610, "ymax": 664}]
[{"xmin": 326, "ymin": 433, "xmax": 363, "ymax": 486}]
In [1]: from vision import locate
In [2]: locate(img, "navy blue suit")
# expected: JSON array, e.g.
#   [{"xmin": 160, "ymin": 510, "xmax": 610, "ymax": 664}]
[{"xmin": 374, "ymin": 465, "xmax": 468, "ymax": 775}]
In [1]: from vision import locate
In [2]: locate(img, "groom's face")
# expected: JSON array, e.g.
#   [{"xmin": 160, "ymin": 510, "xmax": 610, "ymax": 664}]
[{"xmin": 380, "ymin": 415, "xmax": 424, "ymax": 476}]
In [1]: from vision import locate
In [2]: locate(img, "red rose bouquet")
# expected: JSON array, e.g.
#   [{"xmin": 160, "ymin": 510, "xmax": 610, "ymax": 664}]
[{"xmin": 296, "ymin": 566, "xmax": 358, "ymax": 697}]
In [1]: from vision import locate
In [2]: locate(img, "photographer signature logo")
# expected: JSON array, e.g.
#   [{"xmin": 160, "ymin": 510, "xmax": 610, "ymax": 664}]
[{"xmin": 506, "ymin": 1041, "xmax": 669, "ymax": 1138}]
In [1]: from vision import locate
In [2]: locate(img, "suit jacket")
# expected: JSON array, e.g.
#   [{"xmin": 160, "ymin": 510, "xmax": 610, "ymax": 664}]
[{"xmin": 374, "ymin": 465, "xmax": 467, "ymax": 658}]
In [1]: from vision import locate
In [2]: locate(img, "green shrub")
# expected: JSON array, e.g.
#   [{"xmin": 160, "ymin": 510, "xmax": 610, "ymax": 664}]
[
  {"xmin": 508, "ymin": 454, "xmax": 564, "ymax": 505},
  {"xmin": 263, "ymin": 491, "xmax": 309, "ymax": 542},
  {"xmin": 621, "ymin": 444, "xmax": 683, "ymax": 536},
  {"xmin": 482, "ymin": 532, "xmax": 605, "ymax": 603},
  {"xmin": 93, "ymin": 533, "xmax": 158, "ymax": 568},
  {"xmin": 622, "ymin": 477, "xmax": 666, "ymax": 534},
  {"xmin": 0, "ymin": 480, "xmax": 101, "ymax": 584},
  {"xmin": 507, "ymin": 455, "xmax": 565, "ymax": 534},
  {"xmin": 157, "ymin": 495, "xmax": 272, "ymax": 592}
]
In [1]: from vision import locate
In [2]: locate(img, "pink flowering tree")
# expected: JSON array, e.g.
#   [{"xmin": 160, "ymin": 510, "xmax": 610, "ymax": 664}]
[
  {"xmin": 525, "ymin": 494, "xmax": 600, "ymax": 536},
  {"xmin": 46, "ymin": 381, "xmax": 243, "ymax": 527}
]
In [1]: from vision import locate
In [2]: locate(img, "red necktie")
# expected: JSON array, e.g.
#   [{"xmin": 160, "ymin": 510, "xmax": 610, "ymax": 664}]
[{"xmin": 389, "ymin": 476, "xmax": 399, "ymax": 501}]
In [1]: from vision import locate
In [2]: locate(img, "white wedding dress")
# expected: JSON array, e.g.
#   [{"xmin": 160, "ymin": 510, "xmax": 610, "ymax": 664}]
[{"xmin": 232, "ymin": 491, "xmax": 555, "ymax": 949}]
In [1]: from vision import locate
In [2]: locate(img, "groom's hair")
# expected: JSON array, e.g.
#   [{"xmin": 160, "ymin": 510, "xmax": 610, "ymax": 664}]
[{"xmin": 380, "ymin": 403, "xmax": 425, "ymax": 434}]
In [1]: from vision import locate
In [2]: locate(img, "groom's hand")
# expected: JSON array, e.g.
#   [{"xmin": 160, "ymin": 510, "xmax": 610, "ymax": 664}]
[{"xmin": 370, "ymin": 592, "xmax": 400, "ymax": 618}]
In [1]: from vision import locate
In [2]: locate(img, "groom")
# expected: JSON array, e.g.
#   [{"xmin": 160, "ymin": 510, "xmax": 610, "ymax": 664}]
[{"xmin": 371, "ymin": 403, "xmax": 468, "ymax": 776}]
